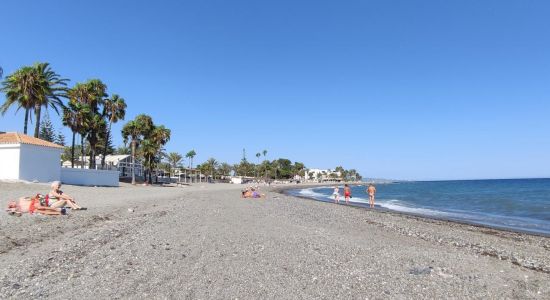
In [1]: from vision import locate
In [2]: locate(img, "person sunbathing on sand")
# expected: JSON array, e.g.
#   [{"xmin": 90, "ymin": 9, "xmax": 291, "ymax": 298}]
[
  {"xmin": 48, "ymin": 181, "xmax": 86, "ymax": 210},
  {"xmin": 241, "ymin": 187, "xmax": 265, "ymax": 198}
]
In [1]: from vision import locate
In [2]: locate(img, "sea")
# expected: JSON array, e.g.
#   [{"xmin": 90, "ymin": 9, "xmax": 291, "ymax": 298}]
[{"xmin": 287, "ymin": 178, "xmax": 550, "ymax": 236}]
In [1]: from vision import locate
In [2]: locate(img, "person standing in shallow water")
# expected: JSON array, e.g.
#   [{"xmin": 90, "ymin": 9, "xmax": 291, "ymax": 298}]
[
  {"xmin": 344, "ymin": 184, "xmax": 351, "ymax": 204},
  {"xmin": 332, "ymin": 186, "xmax": 340, "ymax": 203},
  {"xmin": 367, "ymin": 184, "xmax": 376, "ymax": 208}
]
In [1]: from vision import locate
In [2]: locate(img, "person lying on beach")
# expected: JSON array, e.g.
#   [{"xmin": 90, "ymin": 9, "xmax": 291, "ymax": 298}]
[
  {"xmin": 241, "ymin": 187, "xmax": 265, "ymax": 198},
  {"xmin": 7, "ymin": 195, "xmax": 66, "ymax": 216},
  {"xmin": 48, "ymin": 181, "xmax": 86, "ymax": 210}
]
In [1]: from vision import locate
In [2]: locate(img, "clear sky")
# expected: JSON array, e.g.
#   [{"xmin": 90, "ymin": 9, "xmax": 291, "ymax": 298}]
[{"xmin": 1, "ymin": 0, "xmax": 549, "ymax": 180}]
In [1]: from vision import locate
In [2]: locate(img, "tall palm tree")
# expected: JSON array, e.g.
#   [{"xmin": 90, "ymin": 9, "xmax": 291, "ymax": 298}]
[
  {"xmin": 62, "ymin": 101, "xmax": 90, "ymax": 168},
  {"xmin": 1, "ymin": 66, "xmax": 41, "ymax": 134},
  {"xmin": 255, "ymin": 152, "xmax": 261, "ymax": 177},
  {"xmin": 167, "ymin": 152, "xmax": 183, "ymax": 177},
  {"xmin": 206, "ymin": 157, "xmax": 219, "ymax": 180},
  {"xmin": 101, "ymin": 94, "xmax": 126, "ymax": 168},
  {"xmin": 32, "ymin": 63, "xmax": 68, "ymax": 138},
  {"xmin": 262, "ymin": 149, "xmax": 268, "ymax": 178},
  {"xmin": 122, "ymin": 114, "xmax": 154, "ymax": 184},
  {"xmin": 67, "ymin": 84, "xmax": 95, "ymax": 168},
  {"xmin": 219, "ymin": 162, "xmax": 232, "ymax": 177},
  {"xmin": 86, "ymin": 114, "xmax": 106, "ymax": 168},
  {"xmin": 167, "ymin": 152, "xmax": 183, "ymax": 169},
  {"xmin": 147, "ymin": 125, "xmax": 171, "ymax": 183},
  {"xmin": 69, "ymin": 80, "xmax": 107, "ymax": 168},
  {"xmin": 186, "ymin": 150, "xmax": 196, "ymax": 169}
]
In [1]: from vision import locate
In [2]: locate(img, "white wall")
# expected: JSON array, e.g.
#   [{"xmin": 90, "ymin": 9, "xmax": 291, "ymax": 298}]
[
  {"xmin": 60, "ymin": 168, "xmax": 119, "ymax": 187},
  {"xmin": 18, "ymin": 144, "xmax": 62, "ymax": 183},
  {"xmin": 0, "ymin": 144, "xmax": 20, "ymax": 180}
]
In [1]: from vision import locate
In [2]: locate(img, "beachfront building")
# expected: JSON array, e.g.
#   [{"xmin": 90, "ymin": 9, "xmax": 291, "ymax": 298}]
[
  {"xmin": 305, "ymin": 168, "xmax": 342, "ymax": 183},
  {"xmin": 172, "ymin": 168, "xmax": 207, "ymax": 183},
  {"xmin": 0, "ymin": 132, "xmax": 63, "ymax": 182},
  {"xmin": 62, "ymin": 154, "xmax": 143, "ymax": 178}
]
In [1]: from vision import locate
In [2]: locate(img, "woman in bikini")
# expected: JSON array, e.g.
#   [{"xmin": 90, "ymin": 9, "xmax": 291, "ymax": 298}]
[{"xmin": 48, "ymin": 181, "xmax": 86, "ymax": 210}]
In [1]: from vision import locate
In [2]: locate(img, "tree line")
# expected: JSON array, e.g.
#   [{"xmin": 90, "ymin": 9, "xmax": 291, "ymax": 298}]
[
  {"xmin": 1, "ymin": 63, "xmax": 363, "ymax": 184},
  {"xmin": 0, "ymin": 62, "xmax": 171, "ymax": 185}
]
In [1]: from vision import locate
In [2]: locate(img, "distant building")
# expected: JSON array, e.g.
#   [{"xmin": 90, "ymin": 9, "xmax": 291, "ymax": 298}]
[{"xmin": 305, "ymin": 168, "xmax": 342, "ymax": 182}]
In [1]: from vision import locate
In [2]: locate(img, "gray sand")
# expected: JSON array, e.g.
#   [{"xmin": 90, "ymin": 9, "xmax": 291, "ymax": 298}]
[{"xmin": 1, "ymin": 182, "xmax": 549, "ymax": 299}]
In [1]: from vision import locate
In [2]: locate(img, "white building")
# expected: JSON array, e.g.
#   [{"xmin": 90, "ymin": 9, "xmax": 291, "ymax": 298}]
[
  {"xmin": 305, "ymin": 168, "xmax": 342, "ymax": 182},
  {"xmin": 62, "ymin": 154, "xmax": 143, "ymax": 178},
  {"xmin": 0, "ymin": 132, "xmax": 63, "ymax": 182}
]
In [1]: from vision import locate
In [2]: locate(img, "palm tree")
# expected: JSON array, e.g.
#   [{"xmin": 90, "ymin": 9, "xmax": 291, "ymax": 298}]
[
  {"xmin": 62, "ymin": 101, "xmax": 90, "ymax": 168},
  {"xmin": 186, "ymin": 150, "xmax": 196, "ymax": 169},
  {"xmin": 206, "ymin": 157, "xmax": 219, "ymax": 180},
  {"xmin": 185, "ymin": 150, "xmax": 197, "ymax": 182},
  {"xmin": 101, "ymin": 94, "xmax": 126, "ymax": 168},
  {"xmin": 219, "ymin": 162, "xmax": 232, "ymax": 178},
  {"xmin": 147, "ymin": 125, "xmax": 171, "ymax": 183},
  {"xmin": 255, "ymin": 152, "xmax": 261, "ymax": 178},
  {"xmin": 262, "ymin": 149, "xmax": 268, "ymax": 178},
  {"xmin": 122, "ymin": 114, "xmax": 154, "ymax": 184},
  {"xmin": 167, "ymin": 152, "xmax": 183, "ymax": 169},
  {"xmin": 1, "ymin": 66, "xmax": 41, "ymax": 134},
  {"xmin": 69, "ymin": 79, "xmax": 108, "ymax": 168},
  {"xmin": 32, "ymin": 63, "xmax": 68, "ymax": 138},
  {"xmin": 86, "ymin": 114, "xmax": 107, "ymax": 168}
]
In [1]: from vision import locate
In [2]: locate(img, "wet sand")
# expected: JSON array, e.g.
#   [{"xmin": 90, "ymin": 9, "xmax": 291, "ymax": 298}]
[{"xmin": 1, "ymin": 182, "xmax": 549, "ymax": 299}]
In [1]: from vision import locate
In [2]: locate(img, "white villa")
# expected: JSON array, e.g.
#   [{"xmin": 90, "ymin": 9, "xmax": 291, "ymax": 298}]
[
  {"xmin": 305, "ymin": 168, "xmax": 343, "ymax": 182},
  {"xmin": 62, "ymin": 154, "xmax": 143, "ymax": 178}
]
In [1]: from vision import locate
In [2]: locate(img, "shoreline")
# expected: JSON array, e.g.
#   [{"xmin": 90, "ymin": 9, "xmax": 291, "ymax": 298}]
[{"xmin": 276, "ymin": 184, "xmax": 550, "ymax": 238}]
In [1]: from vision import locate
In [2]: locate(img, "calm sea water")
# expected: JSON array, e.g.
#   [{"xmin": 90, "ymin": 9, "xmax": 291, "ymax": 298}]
[{"xmin": 288, "ymin": 179, "xmax": 550, "ymax": 236}]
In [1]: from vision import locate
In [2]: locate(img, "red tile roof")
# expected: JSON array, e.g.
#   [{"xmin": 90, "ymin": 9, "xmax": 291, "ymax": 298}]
[{"xmin": 0, "ymin": 132, "xmax": 64, "ymax": 149}]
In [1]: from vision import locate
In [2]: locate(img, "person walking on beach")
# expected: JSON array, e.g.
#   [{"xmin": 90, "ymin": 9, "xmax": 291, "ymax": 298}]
[
  {"xmin": 367, "ymin": 184, "xmax": 376, "ymax": 208},
  {"xmin": 332, "ymin": 186, "xmax": 340, "ymax": 203},
  {"xmin": 344, "ymin": 184, "xmax": 351, "ymax": 204}
]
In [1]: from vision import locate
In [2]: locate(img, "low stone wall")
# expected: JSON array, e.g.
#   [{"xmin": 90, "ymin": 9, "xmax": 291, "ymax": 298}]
[{"xmin": 60, "ymin": 168, "xmax": 119, "ymax": 187}]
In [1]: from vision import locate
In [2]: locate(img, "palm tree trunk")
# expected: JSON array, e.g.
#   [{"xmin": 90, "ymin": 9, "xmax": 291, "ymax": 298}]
[
  {"xmin": 148, "ymin": 157, "xmax": 152, "ymax": 184},
  {"xmin": 89, "ymin": 145, "xmax": 95, "ymax": 169},
  {"xmin": 23, "ymin": 109, "xmax": 29, "ymax": 135},
  {"xmin": 131, "ymin": 140, "xmax": 136, "ymax": 185},
  {"xmin": 102, "ymin": 122, "xmax": 112, "ymax": 168},
  {"xmin": 81, "ymin": 134, "xmax": 85, "ymax": 169},
  {"xmin": 34, "ymin": 105, "xmax": 41, "ymax": 138},
  {"xmin": 70, "ymin": 131, "xmax": 76, "ymax": 168}
]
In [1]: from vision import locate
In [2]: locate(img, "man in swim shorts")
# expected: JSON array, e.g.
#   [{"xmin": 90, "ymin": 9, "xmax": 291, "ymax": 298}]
[
  {"xmin": 344, "ymin": 184, "xmax": 351, "ymax": 204},
  {"xmin": 367, "ymin": 184, "xmax": 376, "ymax": 208}
]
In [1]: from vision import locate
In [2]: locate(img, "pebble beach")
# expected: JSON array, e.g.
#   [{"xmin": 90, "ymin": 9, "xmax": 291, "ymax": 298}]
[{"xmin": 1, "ymin": 182, "xmax": 549, "ymax": 299}]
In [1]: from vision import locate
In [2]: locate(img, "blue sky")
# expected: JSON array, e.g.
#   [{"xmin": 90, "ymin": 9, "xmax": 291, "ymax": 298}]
[{"xmin": 1, "ymin": 0, "xmax": 549, "ymax": 180}]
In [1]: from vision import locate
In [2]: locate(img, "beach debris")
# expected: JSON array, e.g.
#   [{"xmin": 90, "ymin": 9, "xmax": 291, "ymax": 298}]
[{"xmin": 409, "ymin": 266, "xmax": 433, "ymax": 275}]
